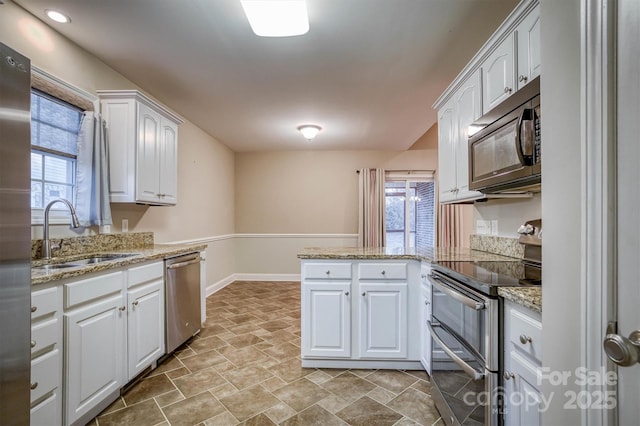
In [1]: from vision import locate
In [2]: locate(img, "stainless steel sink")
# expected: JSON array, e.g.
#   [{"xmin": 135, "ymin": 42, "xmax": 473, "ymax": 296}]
[
  {"xmin": 33, "ymin": 263, "xmax": 78, "ymax": 271},
  {"xmin": 33, "ymin": 253, "xmax": 141, "ymax": 271}
]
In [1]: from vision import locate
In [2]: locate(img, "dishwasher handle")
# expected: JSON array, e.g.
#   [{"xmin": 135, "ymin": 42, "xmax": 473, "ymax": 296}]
[{"xmin": 167, "ymin": 256, "xmax": 201, "ymax": 270}]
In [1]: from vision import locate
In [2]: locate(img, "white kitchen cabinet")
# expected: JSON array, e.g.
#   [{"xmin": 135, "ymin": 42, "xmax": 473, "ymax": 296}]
[
  {"xmin": 358, "ymin": 282, "xmax": 408, "ymax": 359},
  {"xmin": 30, "ymin": 285, "xmax": 62, "ymax": 426},
  {"xmin": 515, "ymin": 4, "xmax": 541, "ymax": 90},
  {"xmin": 301, "ymin": 282, "xmax": 351, "ymax": 358},
  {"xmin": 437, "ymin": 71, "xmax": 484, "ymax": 204},
  {"xmin": 419, "ymin": 263, "xmax": 431, "ymax": 373},
  {"xmin": 301, "ymin": 259, "xmax": 420, "ymax": 368},
  {"xmin": 481, "ymin": 35, "xmax": 516, "ymax": 113},
  {"xmin": 64, "ymin": 271, "xmax": 126, "ymax": 425},
  {"xmin": 98, "ymin": 90, "xmax": 182, "ymax": 205},
  {"xmin": 503, "ymin": 300, "xmax": 543, "ymax": 426},
  {"xmin": 126, "ymin": 261, "xmax": 165, "ymax": 380}
]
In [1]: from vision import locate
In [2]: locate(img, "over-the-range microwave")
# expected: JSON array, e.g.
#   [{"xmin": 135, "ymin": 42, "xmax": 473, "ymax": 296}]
[{"xmin": 468, "ymin": 76, "xmax": 540, "ymax": 193}]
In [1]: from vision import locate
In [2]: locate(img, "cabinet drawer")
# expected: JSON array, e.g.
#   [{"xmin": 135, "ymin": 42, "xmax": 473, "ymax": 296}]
[
  {"xmin": 509, "ymin": 307, "xmax": 542, "ymax": 363},
  {"xmin": 359, "ymin": 263, "xmax": 407, "ymax": 280},
  {"xmin": 128, "ymin": 261, "xmax": 163, "ymax": 288},
  {"xmin": 304, "ymin": 263, "xmax": 351, "ymax": 280},
  {"xmin": 31, "ymin": 318, "xmax": 59, "ymax": 357},
  {"xmin": 64, "ymin": 271, "xmax": 123, "ymax": 309},
  {"xmin": 31, "ymin": 287, "xmax": 59, "ymax": 321},
  {"xmin": 31, "ymin": 349, "xmax": 60, "ymax": 404},
  {"xmin": 30, "ymin": 392, "xmax": 60, "ymax": 426}
]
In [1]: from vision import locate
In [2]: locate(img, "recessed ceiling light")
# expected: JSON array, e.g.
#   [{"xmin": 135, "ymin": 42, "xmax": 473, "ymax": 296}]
[
  {"xmin": 297, "ymin": 124, "xmax": 321, "ymax": 141},
  {"xmin": 240, "ymin": 0, "xmax": 309, "ymax": 37},
  {"xmin": 45, "ymin": 9, "xmax": 71, "ymax": 24}
]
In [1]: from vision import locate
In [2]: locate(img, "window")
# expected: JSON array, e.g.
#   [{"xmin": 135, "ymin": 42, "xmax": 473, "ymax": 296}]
[
  {"xmin": 385, "ymin": 172, "xmax": 435, "ymax": 250},
  {"xmin": 30, "ymin": 89, "xmax": 82, "ymax": 210}
]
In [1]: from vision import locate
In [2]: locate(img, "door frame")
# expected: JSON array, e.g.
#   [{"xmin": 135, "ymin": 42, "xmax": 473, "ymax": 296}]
[{"xmin": 581, "ymin": 0, "xmax": 617, "ymax": 424}]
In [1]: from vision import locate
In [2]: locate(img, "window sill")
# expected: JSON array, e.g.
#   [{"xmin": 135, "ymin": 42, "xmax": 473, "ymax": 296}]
[{"xmin": 31, "ymin": 209, "xmax": 77, "ymax": 226}]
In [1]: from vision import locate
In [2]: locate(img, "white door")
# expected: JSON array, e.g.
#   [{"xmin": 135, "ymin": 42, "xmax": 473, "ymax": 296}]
[
  {"xmin": 301, "ymin": 282, "xmax": 351, "ymax": 358},
  {"xmin": 481, "ymin": 34, "xmax": 515, "ymax": 112},
  {"xmin": 606, "ymin": 1, "xmax": 640, "ymax": 423},
  {"xmin": 136, "ymin": 103, "xmax": 161, "ymax": 203},
  {"xmin": 515, "ymin": 4, "xmax": 541, "ymax": 89},
  {"xmin": 127, "ymin": 280, "xmax": 165, "ymax": 380},
  {"xmin": 437, "ymin": 101, "xmax": 457, "ymax": 202},
  {"xmin": 454, "ymin": 70, "xmax": 482, "ymax": 199},
  {"xmin": 158, "ymin": 119, "xmax": 178, "ymax": 205},
  {"xmin": 358, "ymin": 283, "xmax": 408, "ymax": 359}
]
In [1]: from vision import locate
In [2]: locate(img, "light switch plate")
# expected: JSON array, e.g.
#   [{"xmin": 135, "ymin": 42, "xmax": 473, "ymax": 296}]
[
  {"xmin": 122, "ymin": 219, "xmax": 129, "ymax": 233},
  {"xmin": 476, "ymin": 220, "xmax": 491, "ymax": 235},
  {"xmin": 491, "ymin": 220, "xmax": 498, "ymax": 235}
]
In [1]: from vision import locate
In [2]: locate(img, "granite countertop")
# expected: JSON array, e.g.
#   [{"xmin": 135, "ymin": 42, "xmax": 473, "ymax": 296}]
[
  {"xmin": 297, "ymin": 246, "xmax": 520, "ymax": 263},
  {"xmin": 32, "ymin": 243, "xmax": 207, "ymax": 285},
  {"xmin": 498, "ymin": 287, "xmax": 542, "ymax": 313}
]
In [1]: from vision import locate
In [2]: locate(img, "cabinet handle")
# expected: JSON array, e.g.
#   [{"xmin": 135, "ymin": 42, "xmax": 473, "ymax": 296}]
[
  {"xmin": 325, "ymin": 270, "xmax": 330, "ymax": 275},
  {"xmin": 132, "ymin": 301, "xmax": 139, "ymax": 307},
  {"xmin": 31, "ymin": 306, "xmax": 37, "ymax": 313},
  {"xmin": 119, "ymin": 306, "xmax": 126, "ymax": 311},
  {"xmin": 362, "ymin": 292, "xmax": 366, "ymax": 297},
  {"xmin": 504, "ymin": 371, "xmax": 515, "ymax": 380},
  {"xmin": 519, "ymin": 334, "xmax": 533, "ymax": 344},
  {"xmin": 344, "ymin": 291, "xmax": 349, "ymax": 296},
  {"xmin": 30, "ymin": 382, "xmax": 38, "ymax": 390},
  {"xmin": 519, "ymin": 75, "xmax": 528, "ymax": 83},
  {"xmin": 381, "ymin": 270, "xmax": 386, "ymax": 275},
  {"xmin": 31, "ymin": 340, "xmax": 36, "ymax": 348},
  {"xmin": 504, "ymin": 86, "xmax": 513, "ymax": 94}
]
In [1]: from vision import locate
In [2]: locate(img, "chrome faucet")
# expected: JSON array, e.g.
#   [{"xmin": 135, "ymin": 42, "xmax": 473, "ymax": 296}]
[{"xmin": 42, "ymin": 198, "xmax": 81, "ymax": 260}]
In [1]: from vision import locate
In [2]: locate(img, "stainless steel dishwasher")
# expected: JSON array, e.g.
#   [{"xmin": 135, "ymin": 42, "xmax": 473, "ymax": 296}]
[{"xmin": 165, "ymin": 252, "xmax": 202, "ymax": 353}]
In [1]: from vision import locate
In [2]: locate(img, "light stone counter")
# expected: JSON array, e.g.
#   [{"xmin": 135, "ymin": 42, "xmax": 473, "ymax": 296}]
[{"xmin": 498, "ymin": 287, "xmax": 542, "ymax": 313}]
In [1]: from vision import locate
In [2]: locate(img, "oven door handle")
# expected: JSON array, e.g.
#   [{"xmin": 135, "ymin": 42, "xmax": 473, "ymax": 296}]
[
  {"xmin": 428, "ymin": 321, "xmax": 485, "ymax": 381},
  {"xmin": 429, "ymin": 275, "xmax": 485, "ymax": 310}
]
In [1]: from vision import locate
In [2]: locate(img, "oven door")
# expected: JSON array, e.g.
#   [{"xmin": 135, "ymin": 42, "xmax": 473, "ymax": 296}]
[{"xmin": 429, "ymin": 320, "xmax": 500, "ymax": 426}]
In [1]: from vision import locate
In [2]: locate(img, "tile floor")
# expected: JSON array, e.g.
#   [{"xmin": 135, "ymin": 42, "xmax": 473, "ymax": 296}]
[{"xmin": 89, "ymin": 281, "xmax": 442, "ymax": 426}]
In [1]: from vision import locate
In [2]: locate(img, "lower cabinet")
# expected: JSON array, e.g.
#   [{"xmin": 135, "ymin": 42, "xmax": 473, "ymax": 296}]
[
  {"xmin": 420, "ymin": 263, "xmax": 432, "ymax": 373},
  {"xmin": 503, "ymin": 300, "xmax": 543, "ymax": 426},
  {"xmin": 301, "ymin": 260, "xmax": 419, "ymax": 367}
]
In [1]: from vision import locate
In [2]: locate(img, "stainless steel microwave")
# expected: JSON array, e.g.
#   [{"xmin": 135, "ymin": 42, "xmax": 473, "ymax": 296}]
[{"xmin": 468, "ymin": 76, "xmax": 541, "ymax": 193}]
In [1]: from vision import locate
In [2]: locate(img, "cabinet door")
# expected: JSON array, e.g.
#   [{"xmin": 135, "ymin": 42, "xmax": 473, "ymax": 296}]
[
  {"xmin": 516, "ymin": 4, "xmax": 541, "ymax": 90},
  {"xmin": 136, "ymin": 103, "xmax": 161, "ymax": 203},
  {"xmin": 358, "ymin": 282, "xmax": 408, "ymax": 359},
  {"xmin": 65, "ymin": 294, "xmax": 125, "ymax": 425},
  {"xmin": 482, "ymin": 35, "xmax": 515, "ymax": 113},
  {"xmin": 420, "ymin": 284, "xmax": 431, "ymax": 373},
  {"xmin": 158, "ymin": 119, "xmax": 178, "ymax": 205},
  {"xmin": 454, "ymin": 70, "xmax": 483, "ymax": 200},
  {"xmin": 437, "ymin": 101, "xmax": 457, "ymax": 202},
  {"xmin": 301, "ymin": 282, "xmax": 351, "ymax": 358},
  {"xmin": 504, "ymin": 350, "xmax": 542, "ymax": 426},
  {"xmin": 127, "ymin": 280, "xmax": 165, "ymax": 380}
]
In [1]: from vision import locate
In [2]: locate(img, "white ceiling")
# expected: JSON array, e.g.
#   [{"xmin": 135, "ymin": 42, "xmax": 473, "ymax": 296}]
[{"xmin": 15, "ymin": 0, "xmax": 519, "ymax": 152}]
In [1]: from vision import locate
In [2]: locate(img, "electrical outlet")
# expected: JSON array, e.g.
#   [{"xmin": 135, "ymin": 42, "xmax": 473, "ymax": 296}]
[
  {"xmin": 122, "ymin": 219, "xmax": 129, "ymax": 233},
  {"xmin": 491, "ymin": 220, "xmax": 499, "ymax": 235},
  {"xmin": 476, "ymin": 220, "xmax": 491, "ymax": 235}
]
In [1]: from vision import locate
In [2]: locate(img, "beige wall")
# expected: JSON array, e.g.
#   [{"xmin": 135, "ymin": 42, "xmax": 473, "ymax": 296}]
[
  {"xmin": 473, "ymin": 195, "xmax": 541, "ymax": 238},
  {"xmin": 1, "ymin": 1, "xmax": 236, "ymax": 284},
  {"xmin": 235, "ymin": 149, "xmax": 437, "ymax": 234}
]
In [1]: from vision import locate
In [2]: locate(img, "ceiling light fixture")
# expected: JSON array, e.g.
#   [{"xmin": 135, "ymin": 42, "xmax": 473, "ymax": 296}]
[
  {"xmin": 240, "ymin": 0, "xmax": 309, "ymax": 37},
  {"xmin": 45, "ymin": 9, "xmax": 71, "ymax": 23},
  {"xmin": 297, "ymin": 124, "xmax": 321, "ymax": 141}
]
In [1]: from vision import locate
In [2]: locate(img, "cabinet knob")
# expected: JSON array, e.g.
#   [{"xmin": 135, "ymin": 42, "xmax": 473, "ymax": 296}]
[
  {"xmin": 132, "ymin": 301, "xmax": 139, "ymax": 307},
  {"xmin": 119, "ymin": 306, "xmax": 126, "ymax": 311},
  {"xmin": 504, "ymin": 371, "xmax": 515, "ymax": 381},
  {"xmin": 381, "ymin": 270, "xmax": 386, "ymax": 275},
  {"xmin": 421, "ymin": 274, "xmax": 426, "ymax": 279},
  {"xmin": 362, "ymin": 292, "xmax": 367, "ymax": 297},
  {"xmin": 344, "ymin": 291, "xmax": 349, "ymax": 296},
  {"xmin": 31, "ymin": 306, "xmax": 37, "ymax": 313},
  {"xmin": 30, "ymin": 382, "xmax": 38, "ymax": 390},
  {"xmin": 519, "ymin": 334, "xmax": 533, "ymax": 344},
  {"xmin": 326, "ymin": 270, "xmax": 330, "ymax": 275},
  {"xmin": 31, "ymin": 340, "xmax": 36, "ymax": 348},
  {"xmin": 425, "ymin": 301, "xmax": 430, "ymax": 306},
  {"xmin": 519, "ymin": 75, "xmax": 528, "ymax": 83},
  {"xmin": 504, "ymin": 86, "xmax": 513, "ymax": 94}
]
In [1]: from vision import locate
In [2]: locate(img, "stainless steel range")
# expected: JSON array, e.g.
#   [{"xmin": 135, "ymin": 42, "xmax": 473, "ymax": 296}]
[{"xmin": 429, "ymin": 220, "xmax": 542, "ymax": 426}]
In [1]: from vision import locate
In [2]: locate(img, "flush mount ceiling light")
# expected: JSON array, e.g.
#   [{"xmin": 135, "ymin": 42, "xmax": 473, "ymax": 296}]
[
  {"xmin": 45, "ymin": 9, "xmax": 71, "ymax": 23},
  {"xmin": 297, "ymin": 124, "xmax": 321, "ymax": 141},
  {"xmin": 240, "ymin": 0, "xmax": 309, "ymax": 37}
]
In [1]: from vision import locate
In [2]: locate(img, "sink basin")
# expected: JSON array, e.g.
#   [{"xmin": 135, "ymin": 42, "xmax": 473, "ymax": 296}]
[
  {"xmin": 67, "ymin": 253, "xmax": 140, "ymax": 266},
  {"xmin": 33, "ymin": 263, "xmax": 78, "ymax": 271}
]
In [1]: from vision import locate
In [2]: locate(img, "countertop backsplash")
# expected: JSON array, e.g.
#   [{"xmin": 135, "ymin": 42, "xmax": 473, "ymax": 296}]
[
  {"xmin": 31, "ymin": 232, "xmax": 154, "ymax": 259},
  {"xmin": 469, "ymin": 234, "xmax": 524, "ymax": 259}
]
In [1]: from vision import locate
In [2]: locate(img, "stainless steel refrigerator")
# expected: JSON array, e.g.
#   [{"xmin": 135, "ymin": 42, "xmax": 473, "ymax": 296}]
[{"xmin": 0, "ymin": 43, "xmax": 32, "ymax": 425}]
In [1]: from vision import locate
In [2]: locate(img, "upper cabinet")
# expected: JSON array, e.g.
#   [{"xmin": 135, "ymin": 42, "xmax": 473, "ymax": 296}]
[
  {"xmin": 433, "ymin": 0, "xmax": 540, "ymax": 204},
  {"xmin": 98, "ymin": 90, "xmax": 183, "ymax": 205}
]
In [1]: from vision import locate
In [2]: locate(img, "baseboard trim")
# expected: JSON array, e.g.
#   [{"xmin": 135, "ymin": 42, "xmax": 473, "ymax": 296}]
[
  {"xmin": 206, "ymin": 274, "xmax": 236, "ymax": 296},
  {"xmin": 233, "ymin": 273, "xmax": 301, "ymax": 282},
  {"xmin": 301, "ymin": 359, "xmax": 424, "ymax": 370}
]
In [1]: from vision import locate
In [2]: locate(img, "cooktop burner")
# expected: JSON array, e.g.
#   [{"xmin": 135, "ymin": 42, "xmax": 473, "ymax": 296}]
[{"xmin": 433, "ymin": 260, "xmax": 541, "ymax": 296}]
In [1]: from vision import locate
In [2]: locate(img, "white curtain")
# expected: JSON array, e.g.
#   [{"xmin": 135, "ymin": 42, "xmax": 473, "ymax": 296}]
[
  {"xmin": 75, "ymin": 111, "xmax": 112, "ymax": 227},
  {"xmin": 357, "ymin": 168, "xmax": 386, "ymax": 247}
]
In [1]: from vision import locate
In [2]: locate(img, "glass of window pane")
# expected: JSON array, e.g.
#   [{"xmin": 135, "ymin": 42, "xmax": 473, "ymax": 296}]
[
  {"xmin": 44, "ymin": 183, "xmax": 74, "ymax": 207},
  {"xmin": 31, "ymin": 181, "xmax": 43, "ymax": 209},
  {"xmin": 385, "ymin": 182, "xmax": 406, "ymax": 250},
  {"xmin": 44, "ymin": 155, "xmax": 74, "ymax": 184},
  {"xmin": 31, "ymin": 153, "xmax": 42, "ymax": 180}
]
